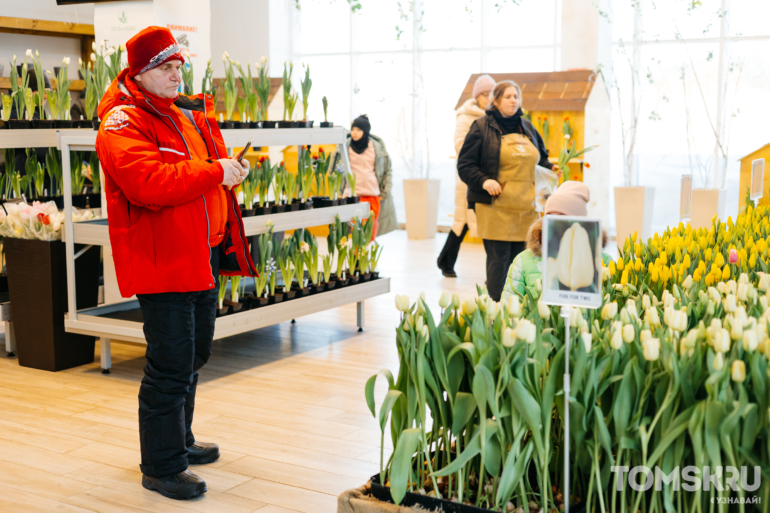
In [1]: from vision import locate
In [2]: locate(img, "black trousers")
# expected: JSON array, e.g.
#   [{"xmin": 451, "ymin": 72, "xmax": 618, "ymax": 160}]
[
  {"xmin": 136, "ymin": 250, "xmax": 219, "ymax": 478},
  {"xmin": 437, "ymin": 225, "xmax": 469, "ymax": 272},
  {"xmin": 483, "ymin": 239, "xmax": 526, "ymax": 302}
]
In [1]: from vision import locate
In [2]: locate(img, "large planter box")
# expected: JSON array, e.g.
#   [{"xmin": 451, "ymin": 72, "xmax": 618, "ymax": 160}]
[
  {"xmin": 403, "ymin": 179, "xmax": 441, "ymax": 239},
  {"xmin": 691, "ymin": 188, "xmax": 727, "ymax": 230},
  {"xmin": 4, "ymin": 238, "xmax": 100, "ymax": 371},
  {"xmin": 614, "ymin": 186, "xmax": 655, "ymax": 249}
]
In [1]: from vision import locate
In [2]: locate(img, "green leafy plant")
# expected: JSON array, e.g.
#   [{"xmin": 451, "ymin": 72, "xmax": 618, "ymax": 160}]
[
  {"xmin": 557, "ymin": 140, "xmax": 597, "ymax": 181},
  {"xmin": 286, "ymin": 92, "xmax": 298, "ymax": 122},
  {"xmin": 278, "ymin": 238, "xmax": 297, "ymax": 293},
  {"xmin": 282, "ymin": 61, "xmax": 293, "ymax": 121},
  {"xmin": 257, "ymin": 157, "xmax": 274, "ymax": 208},
  {"xmin": 237, "ymin": 97, "xmax": 248, "ymax": 124},
  {"xmin": 1, "ymin": 91, "xmax": 13, "ymax": 122},
  {"xmin": 201, "ymin": 59, "xmax": 218, "ymax": 109},
  {"xmin": 235, "ymin": 61, "xmax": 257, "ymax": 122},
  {"xmin": 46, "ymin": 148, "xmax": 62, "ymax": 197},
  {"xmin": 322, "ymin": 96, "xmax": 328, "ymax": 123},
  {"xmin": 25, "ymin": 149, "xmax": 45, "ymax": 198},
  {"xmin": 2, "ymin": 148, "xmax": 15, "ymax": 199},
  {"xmin": 346, "ymin": 168, "xmax": 357, "ymax": 198},
  {"xmin": 272, "ymin": 161, "xmax": 285, "ymax": 205},
  {"xmin": 230, "ymin": 276, "xmax": 241, "ymax": 303},
  {"xmin": 105, "ymin": 43, "xmax": 125, "ymax": 82},
  {"xmin": 47, "ymin": 58, "xmax": 73, "ymax": 121},
  {"xmin": 298, "ymin": 146, "xmax": 315, "ymax": 202},
  {"xmin": 23, "ymin": 88, "xmax": 35, "ymax": 123},
  {"xmin": 291, "ymin": 231, "xmax": 306, "ymax": 288},
  {"xmin": 240, "ymin": 163, "xmax": 258, "ymax": 209},
  {"xmin": 256, "ymin": 220, "xmax": 275, "ymax": 297},
  {"xmin": 31, "ymin": 50, "xmax": 47, "ymax": 120},
  {"xmin": 283, "ymin": 165, "xmax": 297, "ymax": 204},
  {"xmin": 301, "ymin": 230, "xmax": 319, "ymax": 285},
  {"xmin": 217, "ymin": 275, "xmax": 228, "ymax": 309},
  {"xmin": 90, "ymin": 43, "xmax": 114, "ymax": 114},
  {"xmin": 255, "ymin": 57, "xmax": 270, "ymax": 121},
  {"xmin": 90, "ymin": 151, "xmax": 101, "ymax": 194},
  {"xmin": 180, "ymin": 51, "xmax": 194, "ymax": 95},
  {"xmin": 330, "ymin": 215, "xmax": 350, "ymax": 278},
  {"xmin": 313, "ymin": 148, "xmax": 331, "ymax": 197},
  {"xmin": 79, "ymin": 58, "xmax": 97, "ymax": 122},
  {"xmin": 369, "ymin": 242, "xmax": 383, "ymax": 273},
  {"xmin": 71, "ymin": 151, "xmax": 86, "ymax": 196},
  {"xmin": 300, "ymin": 63, "xmax": 312, "ymax": 121},
  {"xmin": 9, "ymin": 54, "xmax": 30, "ymax": 121},
  {"xmin": 222, "ymin": 54, "xmax": 238, "ymax": 122}
]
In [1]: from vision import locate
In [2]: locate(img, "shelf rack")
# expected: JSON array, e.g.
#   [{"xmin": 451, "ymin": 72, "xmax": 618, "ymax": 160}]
[{"xmin": 1, "ymin": 127, "xmax": 390, "ymax": 372}]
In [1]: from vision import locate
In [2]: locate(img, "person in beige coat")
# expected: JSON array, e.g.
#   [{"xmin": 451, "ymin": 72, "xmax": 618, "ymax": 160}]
[{"xmin": 437, "ymin": 74, "xmax": 495, "ymax": 277}]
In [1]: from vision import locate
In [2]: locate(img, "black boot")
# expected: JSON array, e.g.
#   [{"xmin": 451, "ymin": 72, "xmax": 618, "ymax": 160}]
[
  {"xmin": 188, "ymin": 441, "xmax": 220, "ymax": 465},
  {"xmin": 142, "ymin": 470, "xmax": 207, "ymax": 500},
  {"xmin": 437, "ymin": 225, "xmax": 468, "ymax": 278}
]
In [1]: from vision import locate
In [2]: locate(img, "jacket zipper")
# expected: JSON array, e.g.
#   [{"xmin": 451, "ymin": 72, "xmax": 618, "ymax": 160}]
[
  {"xmin": 203, "ymin": 96, "xmax": 254, "ymax": 276},
  {"xmin": 127, "ymin": 201, "xmax": 131, "ymax": 227},
  {"xmin": 202, "ymin": 195, "xmax": 213, "ymax": 281}
]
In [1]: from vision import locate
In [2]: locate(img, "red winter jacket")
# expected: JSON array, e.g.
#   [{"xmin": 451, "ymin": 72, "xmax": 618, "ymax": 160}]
[{"xmin": 95, "ymin": 69, "xmax": 256, "ymax": 297}]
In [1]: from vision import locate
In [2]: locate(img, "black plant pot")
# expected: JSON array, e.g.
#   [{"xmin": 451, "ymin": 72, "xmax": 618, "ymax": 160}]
[
  {"xmin": 5, "ymin": 239, "xmax": 99, "ymax": 371},
  {"xmin": 240, "ymin": 207, "xmax": 256, "ymax": 218},
  {"xmin": 362, "ymin": 272, "xmax": 371, "ymax": 282},
  {"xmin": 224, "ymin": 299, "xmax": 243, "ymax": 313},
  {"xmin": 278, "ymin": 121, "xmax": 298, "ymax": 128},
  {"xmin": 53, "ymin": 196, "xmax": 65, "ymax": 209},
  {"xmin": 288, "ymin": 202, "xmax": 300, "ymax": 212},
  {"xmin": 261, "ymin": 120, "xmax": 277, "ymax": 129},
  {"xmin": 78, "ymin": 120, "xmax": 93, "ymax": 129},
  {"xmin": 372, "ymin": 271, "xmax": 380, "ymax": 279},
  {"xmin": 268, "ymin": 293, "xmax": 284, "ymax": 305},
  {"xmin": 55, "ymin": 120, "xmax": 74, "ymax": 129},
  {"xmin": 351, "ymin": 196, "xmax": 361, "ymax": 203},
  {"xmin": 219, "ymin": 121, "xmax": 236, "ymax": 129},
  {"xmin": 32, "ymin": 119, "xmax": 54, "ymax": 129},
  {"xmin": 308, "ymin": 282, "xmax": 326, "ymax": 294},
  {"xmin": 92, "ymin": 119, "xmax": 101, "ymax": 130},
  {"xmin": 9, "ymin": 120, "xmax": 30, "ymax": 129},
  {"xmin": 298, "ymin": 120, "xmax": 314, "ymax": 128},
  {"xmin": 320, "ymin": 121, "xmax": 333, "ymax": 128},
  {"xmin": 232, "ymin": 121, "xmax": 244, "ymax": 129},
  {"xmin": 87, "ymin": 193, "xmax": 102, "ymax": 209},
  {"xmin": 249, "ymin": 121, "xmax": 262, "ymax": 129},
  {"xmin": 273, "ymin": 204, "xmax": 286, "ymax": 214},
  {"xmin": 292, "ymin": 286, "xmax": 310, "ymax": 298},
  {"xmin": 349, "ymin": 274, "xmax": 360, "ymax": 285},
  {"xmin": 279, "ymin": 287, "xmax": 296, "ymax": 300},
  {"xmin": 71, "ymin": 195, "xmax": 89, "ymax": 209},
  {"xmin": 216, "ymin": 306, "xmax": 231, "ymax": 317},
  {"xmin": 237, "ymin": 297, "xmax": 252, "ymax": 311},
  {"xmin": 0, "ymin": 275, "xmax": 8, "ymax": 293},
  {"xmin": 336, "ymin": 278, "xmax": 349, "ymax": 288},
  {"xmin": 325, "ymin": 280, "xmax": 336, "ymax": 291},
  {"xmin": 254, "ymin": 205, "xmax": 273, "ymax": 216}
]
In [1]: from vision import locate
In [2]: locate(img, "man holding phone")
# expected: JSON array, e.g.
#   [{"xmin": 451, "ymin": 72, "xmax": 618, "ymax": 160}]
[{"xmin": 95, "ymin": 27, "xmax": 256, "ymax": 500}]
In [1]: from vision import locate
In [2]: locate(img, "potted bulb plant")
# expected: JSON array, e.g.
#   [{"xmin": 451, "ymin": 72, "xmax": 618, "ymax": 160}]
[
  {"xmin": 216, "ymin": 275, "xmax": 230, "ymax": 316},
  {"xmin": 49, "ymin": 58, "xmax": 74, "ymax": 129},
  {"xmin": 290, "ymin": 232, "xmax": 308, "ymax": 297},
  {"xmin": 255, "ymin": 56, "xmax": 274, "ymax": 128},
  {"xmin": 302, "ymin": 233, "xmax": 323, "ymax": 294},
  {"xmin": 239, "ymin": 168, "xmax": 258, "ymax": 217},
  {"xmin": 220, "ymin": 53, "xmax": 237, "ymax": 129},
  {"xmin": 271, "ymin": 161, "xmax": 286, "ymax": 213},
  {"xmin": 346, "ymin": 169, "xmax": 360, "ymax": 204},
  {"xmin": 180, "ymin": 50, "xmax": 194, "ymax": 95},
  {"xmin": 297, "ymin": 148, "xmax": 315, "ymax": 210},
  {"xmin": 369, "ymin": 242, "xmax": 382, "ymax": 279},
  {"xmin": 283, "ymin": 166, "xmax": 299, "ymax": 211},
  {"xmin": 255, "ymin": 157, "xmax": 274, "ymax": 216},
  {"xmin": 320, "ymin": 96, "xmax": 333, "ymax": 128},
  {"xmin": 279, "ymin": 62, "xmax": 297, "ymax": 128},
  {"xmin": 224, "ymin": 276, "xmax": 243, "ymax": 312},
  {"xmin": 70, "ymin": 151, "xmax": 88, "ymax": 208},
  {"xmin": 1, "ymin": 91, "xmax": 13, "ymax": 129},
  {"xmin": 299, "ymin": 63, "xmax": 313, "ymax": 128},
  {"xmin": 277, "ymin": 239, "xmax": 297, "ymax": 300},
  {"xmin": 32, "ymin": 51, "xmax": 53, "ymax": 129},
  {"xmin": 8, "ymin": 53, "xmax": 30, "ymax": 129},
  {"xmin": 46, "ymin": 148, "xmax": 64, "ymax": 209}
]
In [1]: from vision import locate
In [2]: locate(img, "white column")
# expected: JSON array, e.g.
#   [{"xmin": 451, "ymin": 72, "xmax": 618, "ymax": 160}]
[
  {"xmin": 411, "ymin": 0, "xmax": 426, "ymax": 178},
  {"xmin": 713, "ymin": 0, "xmax": 731, "ymax": 189}
]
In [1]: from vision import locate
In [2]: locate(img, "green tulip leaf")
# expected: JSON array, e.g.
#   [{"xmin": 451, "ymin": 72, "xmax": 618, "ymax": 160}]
[
  {"xmin": 389, "ymin": 428, "xmax": 422, "ymax": 505},
  {"xmin": 364, "ymin": 369, "xmax": 395, "ymax": 418},
  {"xmin": 496, "ymin": 439, "xmax": 534, "ymax": 505}
]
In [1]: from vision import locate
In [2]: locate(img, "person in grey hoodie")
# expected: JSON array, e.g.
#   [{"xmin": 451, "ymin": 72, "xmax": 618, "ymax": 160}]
[{"xmin": 437, "ymin": 74, "xmax": 496, "ymax": 277}]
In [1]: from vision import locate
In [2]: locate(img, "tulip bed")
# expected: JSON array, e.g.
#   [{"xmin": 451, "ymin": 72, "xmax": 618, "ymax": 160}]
[{"xmin": 366, "ymin": 203, "xmax": 770, "ymax": 513}]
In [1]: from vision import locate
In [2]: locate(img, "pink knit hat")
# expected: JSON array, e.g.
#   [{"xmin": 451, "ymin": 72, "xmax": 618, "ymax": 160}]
[
  {"xmin": 472, "ymin": 74, "xmax": 496, "ymax": 99},
  {"xmin": 545, "ymin": 181, "xmax": 590, "ymax": 217}
]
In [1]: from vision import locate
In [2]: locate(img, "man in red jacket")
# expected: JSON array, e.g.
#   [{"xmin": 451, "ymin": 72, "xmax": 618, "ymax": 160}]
[{"xmin": 95, "ymin": 27, "xmax": 256, "ymax": 500}]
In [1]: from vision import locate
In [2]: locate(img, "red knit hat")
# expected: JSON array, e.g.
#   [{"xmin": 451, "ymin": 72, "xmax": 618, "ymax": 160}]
[{"xmin": 126, "ymin": 26, "xmax": 185, "ymax": 77}]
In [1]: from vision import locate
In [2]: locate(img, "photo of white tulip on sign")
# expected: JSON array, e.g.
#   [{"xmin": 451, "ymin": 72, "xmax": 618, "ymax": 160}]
[
  {"xmin": 751, "ymin": 158, "xmax": 765, "ymax": 201},
  {"xmin": 541, "ymin": 215, "xmax": 603, "ymax": 309}
]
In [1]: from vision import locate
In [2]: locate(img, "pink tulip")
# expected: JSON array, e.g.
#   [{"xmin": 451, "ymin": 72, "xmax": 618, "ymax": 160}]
[{"xmin": 729, "ymin": 249, "xmax": 738, "ymax": 264}]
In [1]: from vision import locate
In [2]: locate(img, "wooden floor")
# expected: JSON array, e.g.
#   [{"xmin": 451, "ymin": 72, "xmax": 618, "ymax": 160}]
[{"xmin": 0, "ymin": 230, "xmax": 487, "ymax": 513}]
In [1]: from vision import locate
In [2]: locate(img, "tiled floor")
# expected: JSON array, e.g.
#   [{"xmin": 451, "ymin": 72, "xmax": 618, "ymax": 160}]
[{"xmin": 0, "ymin": 230, "xmax": 487, "ymax": 513}]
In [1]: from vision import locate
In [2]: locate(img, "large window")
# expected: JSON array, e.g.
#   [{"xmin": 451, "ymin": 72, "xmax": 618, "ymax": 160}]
[
  {"xmin": 293, "ymin": 0, "xmax": 561, "ymax": 226},
  {"xmin": 607, "ymin": 0, "xmax": 770, "ymax": 234}
]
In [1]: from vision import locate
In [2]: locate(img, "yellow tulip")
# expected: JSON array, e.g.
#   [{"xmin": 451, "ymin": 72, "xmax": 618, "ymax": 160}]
[
  {"xmin": 651, "ymin": 266, "xmax": 659, "ymax": 283},
  {"xmin": 609, "ymin": 260, "xmax": 616, "ymax": 276},
  {"xmin": 750, "ymin": 253, "xmax": 757, "ymax": 269},
  {"xmin": 620, "ymin": 269, "xmax": 629, "ymax": 285},
  {"xmin": 713, "ymin": 352, "xmax": 725, "ymax": 371},
  {"xmin": 643, "ymin": 337, "xmax": 660, "ymax": 361},
  {"xmin": 617, "ymin": 258, "xmax": 624, "ymax": 272},
  {"xmin": 715, "ymin": 252, "xmax": 725, "ymax": 267},
  {"xmin": 705, "ymin": 248, "xmax": 712, "ymax": 262},
  {"xmin": 722, "ymin": 265, "xmax": 731, "ymax": 281},
  {"xmin": 732, "ymin": 360, "xmax": 746, "ymax": 383}
]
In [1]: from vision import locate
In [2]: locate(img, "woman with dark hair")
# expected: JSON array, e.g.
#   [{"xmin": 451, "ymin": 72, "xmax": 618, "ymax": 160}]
[
  {"xmin": 457, "ymin": 80, "xmax": 556, "ymax": 301},
  {"xmin": 340, "ymin": 115, "xmax": 397, "ymax": 238}
]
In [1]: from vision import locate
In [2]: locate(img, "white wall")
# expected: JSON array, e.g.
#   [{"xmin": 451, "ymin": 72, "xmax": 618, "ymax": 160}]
[
  {"xmin": 2, "ymin": 34, "xmax": 82, "ymax": 79},
  {"xmin": 2, "ymin": 1, "xmax": 94, "ymax": 25},
  {"xmin": 210, "ymin": 0, "xmax": 271, "ymax": 77}
]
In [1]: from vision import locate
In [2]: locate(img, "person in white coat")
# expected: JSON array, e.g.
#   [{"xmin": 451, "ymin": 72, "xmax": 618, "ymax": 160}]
[{"xmin": 437, "ymin": 74, "xmax": 496, "ymax": 277}]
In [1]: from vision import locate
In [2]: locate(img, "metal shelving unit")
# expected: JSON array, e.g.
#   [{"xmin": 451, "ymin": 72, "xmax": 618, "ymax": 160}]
[{"xmin": 1, "ymin": 126, "xmax": 390, "ymax": 371}]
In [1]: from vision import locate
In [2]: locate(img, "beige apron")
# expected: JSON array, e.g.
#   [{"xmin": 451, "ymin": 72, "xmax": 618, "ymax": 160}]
[{"xmin": 476, "ymin": 133, "xmax": 540, "ymax": 241}]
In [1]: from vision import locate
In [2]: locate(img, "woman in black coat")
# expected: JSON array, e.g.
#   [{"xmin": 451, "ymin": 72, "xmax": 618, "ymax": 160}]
[{"xmin": 457, "ymin": 80, "xmax": 556, "ymax": 301}]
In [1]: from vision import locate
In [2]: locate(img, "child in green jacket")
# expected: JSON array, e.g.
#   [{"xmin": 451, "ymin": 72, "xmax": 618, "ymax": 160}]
[{"xmin": 501, "ymin": 181, "xmax": 611, "ymax": 303}]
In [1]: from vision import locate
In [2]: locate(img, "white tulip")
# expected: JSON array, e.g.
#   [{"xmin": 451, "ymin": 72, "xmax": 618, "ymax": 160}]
[
  {"xmin": 502, "ymin": 327, "xmax": 515, "ymax": 347},
  {"xmin": 25, "ymin": 49, "xmax": 32, "ymax": 57},
  {"xmin": 641, "ymin": 329, "xmax": 652, "ymax": 344},
  {"xmin": 671, "ymin": 310, "xmax": 688, "ymax": 332},
  {"xmin": 35, "ymin": 49, "xmax": 39, "ymax": 57},
  {"xmin": 601, "ymin": 302, "xmax": 618, "ymax": 321},
  {"xmin": 684, "ymin": 329, "xmax": 698, "ymax": 349},
  {"xmin": 100, "ymin": 40, "xmax": 106, "ymax": 48},
  {"xmin": 735, "ymin": 306, "xmax": 748, "ymax": 325},
  {"xmin": 643, "ymin": 338, "xmax": 660, "ymax": 361},
  {"xmin": 438, "ymin": 291, "xmax": 452, "ymax": 309},
  {"xmin": 682, "ymin": 275, "xmax": 694, "ymax": 290},
  {"xmin": 451, "ymin": 293, "xmax": 460, "ymax": 311},
  {"xmin": 90, "ymin": 52, "xmax": 96, "ymax": 62},
  {"xmin": 717, "ymin": 281, "xmax": 727, "ymax": 294},
  {"xmin": 120, "ymin": 43, "xmax": 127, "ymax": 52},
  {"xmin": 92, "ymin": 41, "xmax": 97, "ymax": 51},
  {"xmin": 516, "ymin": 319, "xmax": 535, "ymax": 343},
  {"xmin": 537, "ymin": 300, "xmax": 550, "ymax": 319},
  {"xmin": 463, "ymin": 299, "xmax": 477, "ymax": 316},
  {"xmin": 507, "ymin": 295, "xmax": 521, "ymax": 317},
  {"xmin": 743, "ymin": 330, "xmax": 758, "ymax": 352},
  {"xmin": 646, "ymin": 307, "xmax": 660, "ymax": 327},
  {"xmin": 739, "ymin": 273, "xmax": 749, "ymax": 285},
  {"xmin": 737, "ymin": 283, "xmax": 749, "ymax": 302},
  {"xmin": 715, "ymin": 328, "xmax": 731, "ymax": 353},
  {"xmin": 730, "ymin": 317, "xmax": 744, "ymax": 341},
  {"xmin": 642, "ymin": 294, "xmax": 651, "ymax": 310},
  {"xmin": 416, "ymin": 315, "xmax": 425, "ymax": 334},
  {"xmin": 727, "ymin": 280, "xmax": 737, "ymax": 295},
  {"xmin": 105, "ymin": 47, "xmax": 116, "ymax": 57},
  {"xmin": 420, "ymin": 324, "xmax": 429, "ymax": 340},
  {"xmin": 713, "ymin": 351, "xmax": 725, "ymax": 371},
  {"xmin": 610, "ymin": 329, "xmax": 623, "ymax": 350},
  {"xmin": 581, "ymin": 332, "xmax": 592, "ymax": 353},
  {"xmin": 758, "ymin": 273, "xmax": 770, "ymax": 292},
  {"xmin": 535, "ymin": 278, "xmax": 542, "ymax": 293},
  {"xmin": 724, "ymin": 294, "xmax": 737, "ymax": 313},
  {"xmin": 395, "ymin": 294, "xmax": 410, "ymax": 312},
  {"xmin": 732, "ymin": 360, "xmax": 746, "ymax": 382},
  {"xmin": 486, "ymin": 301, "xmax": 500, "ymax": 321},
  {"xmin": 622, "ymin": 324, "xmax": 635, "ymax": 343},
  {"xmin": 261, "ymin": 56, "xmax": 268, "ymax": 64}
]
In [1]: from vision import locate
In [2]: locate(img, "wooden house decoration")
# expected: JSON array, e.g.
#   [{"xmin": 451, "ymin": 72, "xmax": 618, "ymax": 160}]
[
  {"xmin": 455, "ymin": 70, "xmax": 611, "ymax": 227},
  {"xmin": 739, "ymin": 143, "xmax": 770, "ymax": 209}
]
